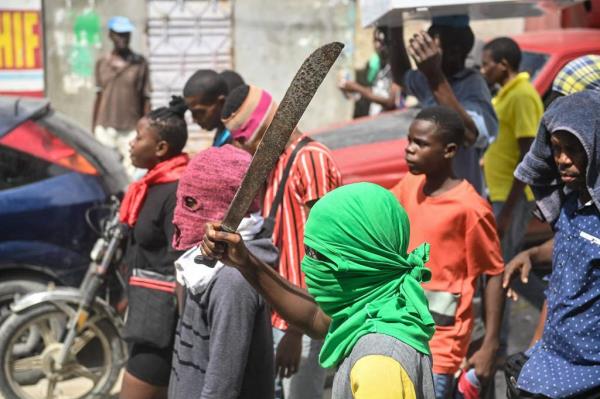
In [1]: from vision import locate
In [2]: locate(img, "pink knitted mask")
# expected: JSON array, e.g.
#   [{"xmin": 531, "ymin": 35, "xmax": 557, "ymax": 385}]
[{"xmin": 172, "ymin": 145, "xmax": 259, "ymax": 250}]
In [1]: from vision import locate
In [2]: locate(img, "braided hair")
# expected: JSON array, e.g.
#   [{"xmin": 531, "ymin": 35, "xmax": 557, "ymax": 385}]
[{"xmin": 146, "ymin": 97, "xmax": 188, "ymax": 156}]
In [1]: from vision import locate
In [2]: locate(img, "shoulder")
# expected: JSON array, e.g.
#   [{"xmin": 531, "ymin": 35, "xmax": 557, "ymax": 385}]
[
  {"xmin": 211, "ymin": 267, "xmax": 259, "ymax": 301},
  {"xmin": 131, "ymin": 52, "xmax": 147, "ymax": 65},
  {"xmin": 148, "ymin": 181, "xmax": 179, "ymax": 201}
]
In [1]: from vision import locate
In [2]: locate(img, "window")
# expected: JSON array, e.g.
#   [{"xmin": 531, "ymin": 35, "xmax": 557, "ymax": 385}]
[
  {"xmin": 0, "ymin": 143, "xmax": 68, "ymax": 190},
  {"xmin": 520, "ymin": 51, "xmax": 550, "ymax": 81}
]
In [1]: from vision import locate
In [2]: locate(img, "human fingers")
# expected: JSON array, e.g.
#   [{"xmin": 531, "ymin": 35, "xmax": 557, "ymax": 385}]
[
  {"xmin": 502, "ymin": 260, "xmax": 522, "ymax": 288},
  {"xmin": 507, "ymin": 288, "xmax": 519, "ymax": 301},
  {"xmin": 407, "ymin": 38, "xmax": 422, "ymax": 63},
  {"xmin": 520, "ymin": 260, "xmax": 532, "ymax": 284}
]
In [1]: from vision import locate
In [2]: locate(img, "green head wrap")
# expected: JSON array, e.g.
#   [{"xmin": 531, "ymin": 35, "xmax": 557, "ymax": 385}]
[{"xmin": 301, "ymin": 183, "xmax": 435, "ymax": 368}]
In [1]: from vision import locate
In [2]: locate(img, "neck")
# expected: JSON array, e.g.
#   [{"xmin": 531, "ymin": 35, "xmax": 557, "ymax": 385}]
[
  {"xmin": 113, "ymin": 48, "xmax": 132, "ymax": 59},
  {"xmin": 501, "ymin": 70, "xmax": 518, "ymax": 87},
  {"xmin": 423, "ymin": 168, "xmax": 459, "ymax": 196}
]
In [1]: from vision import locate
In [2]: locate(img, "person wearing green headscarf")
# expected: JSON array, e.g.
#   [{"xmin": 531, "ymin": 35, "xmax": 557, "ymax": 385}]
[{"xmin": 201, "ymin": 182, "xmax": 436, "ymax": 398}]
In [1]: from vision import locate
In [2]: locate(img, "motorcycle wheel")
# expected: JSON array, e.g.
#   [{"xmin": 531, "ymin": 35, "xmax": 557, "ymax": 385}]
[{"xmin": 0, "ymin": 303, "xmax": 125, "ymax": 399}]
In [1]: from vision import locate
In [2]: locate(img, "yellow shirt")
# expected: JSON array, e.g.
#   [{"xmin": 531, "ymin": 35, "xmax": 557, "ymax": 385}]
[
  {"xmin": 350, "ymin": 355, "xmax": 417, "ymax": 399},
  {"xmin": 483, "ymin": 72, "xmax": 543, "ymax": 202}
]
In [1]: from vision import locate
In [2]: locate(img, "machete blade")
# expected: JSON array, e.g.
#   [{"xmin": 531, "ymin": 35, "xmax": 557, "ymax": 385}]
[{"xmin": 220, "ymin": 41, "xmax": 344, "ymax": 233}]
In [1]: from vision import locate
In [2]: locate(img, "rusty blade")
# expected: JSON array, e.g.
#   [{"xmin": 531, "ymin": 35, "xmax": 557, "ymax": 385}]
[{"xmin": 221, "ymin": 41, "xmax": 344, "ymax": 233}]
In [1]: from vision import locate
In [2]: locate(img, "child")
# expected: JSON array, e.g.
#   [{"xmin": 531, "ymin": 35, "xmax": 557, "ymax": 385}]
[
  {"xmin": 201, "ymin": 182, "xmax": 436, "ymax": 398},
  {"xmin": 509, "ymin": 90, "xmax": 600, "ymax": 398},
  {"xmin": 390, "ymin": 106, "xmax": 505, "ymax": 398},
  {"xmin": 168, "ymin": 145, "xmax": 278, "ymax": 399}
]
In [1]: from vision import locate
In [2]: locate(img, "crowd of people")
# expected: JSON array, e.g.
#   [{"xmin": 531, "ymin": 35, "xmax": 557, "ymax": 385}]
[{"xmin": 93, "ymin": 14, "xmax": 600, "ymax": 399}]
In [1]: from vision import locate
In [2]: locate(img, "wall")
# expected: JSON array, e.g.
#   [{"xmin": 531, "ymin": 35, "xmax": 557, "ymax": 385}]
[
  {"xmin": 233, "ymin": 0, "xmax": 356, "ymax": 132},
  {"xmin": 43, "ymin": 0, "xmax": 147, "ymax": 130}
]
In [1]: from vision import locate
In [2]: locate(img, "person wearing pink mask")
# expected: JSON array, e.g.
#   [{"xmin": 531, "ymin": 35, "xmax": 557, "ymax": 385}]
[{"xmin": 168, "ymin": 145, "xmax": 278, "ymax": 399}]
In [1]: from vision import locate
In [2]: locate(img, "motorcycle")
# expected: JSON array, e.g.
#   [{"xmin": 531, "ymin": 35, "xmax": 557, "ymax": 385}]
[{"xmin": 0, "ymin": 197, "xmax": 128, "ymax": 399}]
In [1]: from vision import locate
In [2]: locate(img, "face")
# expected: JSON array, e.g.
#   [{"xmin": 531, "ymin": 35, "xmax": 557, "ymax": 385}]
[
  {"xmin": 550, "ymin": 131, "xmax": 587, "ymax": 190},
  {"xmin": 429, "ymin": 29, "xmax": 467, "ymax": 77},
  {"xmin": 405, "ymin": 119, "xmax": 456, "ymax": 175},
  {"xmin": 373, "ymin": 30, "xmax": 388, "ymax": 60},
  {"xmin": 129, "ymin": 117, "xmax": 167, "ymax": 169},
  {"xmin": 184, "ymin": 94, "xmax": 224, "ymax": 131},
  {"xmin": 109, "ymin": 31, "xmax": 130, "ymax": 52},
  {"xmin": 480, "ymin": 49, "xmax": 507, "ymax": 86}
]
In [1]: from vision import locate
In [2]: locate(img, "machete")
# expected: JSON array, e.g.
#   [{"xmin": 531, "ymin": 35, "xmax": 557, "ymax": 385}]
[{"xmin": 196, "ymin": 41, "xmax": 344, "ymax": 266}]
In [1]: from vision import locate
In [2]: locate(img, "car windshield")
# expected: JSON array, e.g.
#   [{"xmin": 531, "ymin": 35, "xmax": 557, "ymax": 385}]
[
  {"xmin": 311, "ymin": 108, "xmax": 418, "ymax": 150},
  {"xmin": 520, "ymin": 51, "xmax": 549, "ymax": 81}
]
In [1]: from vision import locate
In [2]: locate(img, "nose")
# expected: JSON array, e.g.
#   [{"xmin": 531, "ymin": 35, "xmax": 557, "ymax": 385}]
[
  {"xmin": 556, "ymin": 151, "xmax": 572, "ymax": 167},
  {"xmin": 405, "ymin": 142, "xmax": 415, "ymax": 155}
]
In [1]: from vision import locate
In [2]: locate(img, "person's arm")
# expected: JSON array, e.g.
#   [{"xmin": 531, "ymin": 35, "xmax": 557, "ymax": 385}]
[
  {"xmin": 502, "ymin": 238, "xmax": 554, "ymax": 300},
  {"xmin": 141, "ymin": 60, "xmax": 152, "ymax": 116},
  {"xmin": 467, "ymin": 273, "xmax": 504, "ymax": 380},
  {"xmin": 340, "ymin": 81, "xmax": 398, "ymax": 110},
  {"xmin": 407, "ymin": 31, "xmax": 479, "ymax": 146},
  {"xmin": 388, "ymin": 26, "xmax": 412, "ymax": 87},
  {"xmin": 201, "ymin": 222, "xmax": 331, "ymax": 339},
  {"xmin": 465, "ymin": 212, "xmax": 506, "ymax": 380},
  {"xmin": 495, "ymin": 138, "xmax": 535, "ymax": 238},
  {"xmin": 201, "ymin": 272, "xmax": 260, "ymax": 398}
]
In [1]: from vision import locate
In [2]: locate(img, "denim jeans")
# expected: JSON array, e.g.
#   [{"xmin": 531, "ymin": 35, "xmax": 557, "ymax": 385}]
[
  {"xmin": 434, "ymin": 373, "xmax": 455, "ymax": 399},
  {"xmin": 272, "ymin": 327, "xmax": 326, "ymax": 399}
]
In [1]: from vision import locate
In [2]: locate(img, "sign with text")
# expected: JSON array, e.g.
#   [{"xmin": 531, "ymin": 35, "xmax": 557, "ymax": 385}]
[{"xmin": 0, "ymin": 0, "xmax": 44, "ymax": 97}]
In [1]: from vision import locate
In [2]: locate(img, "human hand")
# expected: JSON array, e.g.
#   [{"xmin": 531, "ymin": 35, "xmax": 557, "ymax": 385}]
[
  {"xmin": 502, "ymin": 249, "xmax": 533, "ymax": 301},
  {"xmin": 339, "ymin": 80, "xmax": 363, "ymax": 93},
  {"xmin": 407, "ymin": 31, "xmax": 444, "ymax": 84},
  {"xmin": 201, "ymin": 222, "xmax": 251, "ymax": 269},
  {"xmin": 466, "ymin": 344, "xmax": 498, "ymax": 381},
  {"xmin": 275, "ymin": 329, "xmax": 303, "ymax": 378}
]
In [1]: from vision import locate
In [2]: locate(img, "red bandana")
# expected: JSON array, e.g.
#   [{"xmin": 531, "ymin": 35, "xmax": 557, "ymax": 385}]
[{"xmin": 119, "ymin": 153, "xmax": 190, "ymax": 226}]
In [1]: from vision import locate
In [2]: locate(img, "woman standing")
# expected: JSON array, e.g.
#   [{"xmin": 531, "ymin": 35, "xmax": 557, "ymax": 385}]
[{"xmin": 118, "ymin": 106, "xmax": 188, "ymax": 399}]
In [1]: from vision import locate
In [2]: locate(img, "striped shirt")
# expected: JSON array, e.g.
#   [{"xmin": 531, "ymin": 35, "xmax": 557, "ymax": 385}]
[{"xmin": 263, "ymin": 135, "xmax": 342, "ymax": 330}]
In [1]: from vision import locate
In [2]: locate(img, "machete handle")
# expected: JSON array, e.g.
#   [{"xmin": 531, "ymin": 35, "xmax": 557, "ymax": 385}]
[{"xmin": 193, "ymin": 254, "xmax": 218, "ymax": 268}]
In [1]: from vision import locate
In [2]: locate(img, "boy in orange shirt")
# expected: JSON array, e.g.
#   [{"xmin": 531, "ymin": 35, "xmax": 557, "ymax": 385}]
[{"xmin": 391, "ymin": 106, "xmax": 505, "ymax": 398}]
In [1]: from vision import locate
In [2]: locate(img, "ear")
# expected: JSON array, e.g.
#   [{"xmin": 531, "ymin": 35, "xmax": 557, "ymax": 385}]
[
  {"xmin": 155, "ymin": 140, "xmax": 170, "ymax": 159},
  {"xmin": 216, "ymin": 94, "xmax": 226, "ymax": 107},
  {"xmin": 499, "ymin": 58, "xmax": 511, "ymax": 72},
  {"xmin": 444, "ymin": 142, "xmax": 458, "ymax": 159}
]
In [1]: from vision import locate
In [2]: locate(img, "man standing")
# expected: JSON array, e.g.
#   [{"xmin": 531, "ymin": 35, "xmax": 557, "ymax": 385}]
[
  {"xmin": 389, "ymin": 15, "xmax": 497, "ymax": 194},
  {"xmin": 93, "ymin": 16, "xmax": 151, "ymax": 179},
  {"xmin": 480, "ymin": 37, "xmax": 543, "ymax": 260}
]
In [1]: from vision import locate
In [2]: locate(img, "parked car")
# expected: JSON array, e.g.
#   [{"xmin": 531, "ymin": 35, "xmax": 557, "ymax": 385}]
[
  {"xmin": 0, "ymin": 97, "xmax": 128, "ymax": 320},
  {"xmin": 514, "ymin": 28, "xmax": 600, "ymax": 101}
]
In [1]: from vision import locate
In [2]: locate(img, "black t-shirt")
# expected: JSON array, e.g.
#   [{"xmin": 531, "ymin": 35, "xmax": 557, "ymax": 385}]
[{"xmin": 124, "ymin": 181, "xmax": 183, "ymax": 276}]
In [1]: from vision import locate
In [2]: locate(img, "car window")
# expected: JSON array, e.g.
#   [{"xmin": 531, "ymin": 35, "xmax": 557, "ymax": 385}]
[
  {"xmin": 311, "ymin": 108, "xmax": 417, "ymax": 150},
  {"xmin": 520, "ymin": 51, "xmax": 549, "ymax": 81},
  {"xmin": 0, "ymin": 144, "xmax": 69, "ymax": 191}
]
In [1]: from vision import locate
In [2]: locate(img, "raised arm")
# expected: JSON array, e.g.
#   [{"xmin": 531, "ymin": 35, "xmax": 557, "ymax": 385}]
[
  {"xmin": 201, "ymin": 222, "xmax": 331, "ymax": 339},
  {"xmin": 407, "ymin": 32, "xmax": 479, "ymax": 146}
]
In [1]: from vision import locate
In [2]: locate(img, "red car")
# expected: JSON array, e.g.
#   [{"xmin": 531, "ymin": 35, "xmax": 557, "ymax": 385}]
[{"xmin": 311, "ymin": 28, "xmax": 600, "ymax": 188}]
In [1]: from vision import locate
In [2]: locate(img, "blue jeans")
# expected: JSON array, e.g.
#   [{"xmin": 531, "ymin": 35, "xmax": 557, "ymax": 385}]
[
  {"xmin": 272, "ymin": 327, "xmax": 326, "ymax": 399},
  {"xmin": 434, "ymin": 373, "xmax": 455, "ymax": 399}
]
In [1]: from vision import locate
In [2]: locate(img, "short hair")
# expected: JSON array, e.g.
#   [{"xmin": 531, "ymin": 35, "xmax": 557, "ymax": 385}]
[
  {"xmin": 427, "ymin": 24, "xmax": 475, "ymax": 59},
  {"xmin": 415, "ymin": 106, "xmax": 465, "ymax": 146},
  {"xmin": 182, "ymin": 69, "xmax": 228, "ymax": 103},
  {"xmin": 219, "ymin": 70, "xmax": 245, "ymax": 93},
  {"xmin": 483, "ymin": 37, "xmax": 521, "ymax": 71},
  {"xmin": 146, "ymin": 105, "xmax": 188, "ymax": 156},
  {"xmin": 221, "ymin": 84, "xmax": 250, "ymax": 120}
]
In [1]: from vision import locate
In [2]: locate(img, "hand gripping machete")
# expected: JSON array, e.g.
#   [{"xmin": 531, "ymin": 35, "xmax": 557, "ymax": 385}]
[{"xmin": 196, "ymin": 41, "xmax": 344, "ymax": 266}]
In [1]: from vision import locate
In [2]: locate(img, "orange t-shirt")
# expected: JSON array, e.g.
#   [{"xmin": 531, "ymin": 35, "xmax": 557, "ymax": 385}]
[{"xmin": 391, "ymin": 173, "xmax": 504, "ymax": 374}]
